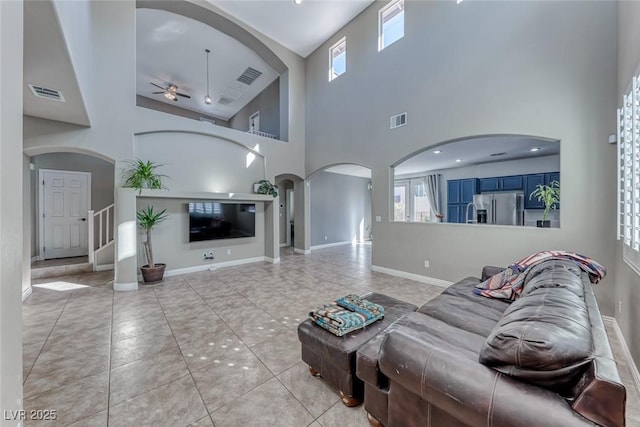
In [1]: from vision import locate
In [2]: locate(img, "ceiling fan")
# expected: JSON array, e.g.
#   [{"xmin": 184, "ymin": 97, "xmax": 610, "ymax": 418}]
[{"xmin": 150, "ymin": 82, "xmax": 191, "ymax": 102}]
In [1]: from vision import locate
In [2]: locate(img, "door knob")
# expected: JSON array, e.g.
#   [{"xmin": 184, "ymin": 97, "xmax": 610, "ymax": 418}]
[{"xmin": 79, "ymin": 218, "xmax": 86, "ymax": 221}]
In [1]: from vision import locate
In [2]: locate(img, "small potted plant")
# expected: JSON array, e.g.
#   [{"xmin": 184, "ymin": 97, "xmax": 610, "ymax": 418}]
[
  {"xmin": 254, "ymin": 179, "xmax": 278, "ymax": 197},
  {"xmin": 137, "ymin": 205, "xmax": 168, "ymax": 283},
  {"xmin": 529, "ymin": 180, "xmax": 560, "ymax": 227},
  {"xmin": 122, "ymin": 159, "xmax": 168, "ymax": 194}
]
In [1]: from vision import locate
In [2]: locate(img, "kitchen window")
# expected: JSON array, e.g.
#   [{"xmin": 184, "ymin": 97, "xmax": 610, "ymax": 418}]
[
  {"xmin": 379, "ymin": 0, "xmax": 404, "ymax": 51},
  {"xmin": 617, "ymin": 73, "xmax": 640, "ymax": 274},
  {"xmin": 329, "ymin": 37, "xmax": 346, "ymax": 81}
]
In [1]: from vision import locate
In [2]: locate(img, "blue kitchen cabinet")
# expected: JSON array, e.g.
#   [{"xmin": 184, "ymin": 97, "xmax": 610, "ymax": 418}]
[
  {"xmin": 447, "ymin": 179, "xmax": 478, "ymax": 223},
  {"xmin": 501, "ymin": 175, "xmax": 523, "ymax": 190},
  {"xmin": 524, "ymin": 172, "xmax": 560, "ymax": 209},
  {"xmin": 479, "ymin": 178, "xmax": 499, "ymax": 192},
  {"xmin": 480, "ymin": 176, "xmax": 523, "ymax": 192},
  {"xmin": 524, "ymin": 174, "xmax": 545, "ymax": 209}
]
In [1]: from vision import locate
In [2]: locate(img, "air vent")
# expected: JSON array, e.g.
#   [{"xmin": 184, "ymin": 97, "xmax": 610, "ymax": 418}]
[
  {"xmin": 490, "ymin": 152, "xmax": 508, "ymax": 157},
  {"xmin": 237, "ymin": 67, "xmax": 263, "ymax": 85},
  {"xmin": 27, "ymin": 84, "xmax": 65, "ymax": 102},
  {"xmin": 217, "ymin": 97, "xmax": 234, "ymax": 105},
  {"xmin": 390, "ymin": 112, "xmax": 407, "ymax": 129}
]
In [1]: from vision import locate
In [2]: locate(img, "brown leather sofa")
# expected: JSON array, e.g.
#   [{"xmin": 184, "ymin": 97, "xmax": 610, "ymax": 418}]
[{"xmin": 356, "ymin": 260, "xmax": 626, "ymax": 427}]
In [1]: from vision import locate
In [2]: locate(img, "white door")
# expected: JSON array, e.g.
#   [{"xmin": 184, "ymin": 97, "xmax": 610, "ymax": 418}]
[
  {"xmin": 41, "ymin": 170, "xmax": 90, "ymax": 259},
  {"xmin": 249, "ymin": 111, "xmax": 260, "ymax": 132}
]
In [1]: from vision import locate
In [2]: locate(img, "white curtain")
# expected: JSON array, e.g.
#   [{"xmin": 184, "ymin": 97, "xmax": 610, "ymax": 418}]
[{"xmin": 425, "ymin": 174, "xmax": 441, "ymax": 219}]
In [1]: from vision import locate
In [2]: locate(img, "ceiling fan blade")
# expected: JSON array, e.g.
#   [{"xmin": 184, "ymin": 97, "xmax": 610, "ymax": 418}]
[
  {"xmin": 150, "ymin": 82, "xmax": 166, "ymax": 90},
  {"xmin": 176, "ymin": 93, "xmax": 191, "ymax": 99},
  {"xmin": 152, "ymin": 91, "xmax": 164, "ymax": 94}
]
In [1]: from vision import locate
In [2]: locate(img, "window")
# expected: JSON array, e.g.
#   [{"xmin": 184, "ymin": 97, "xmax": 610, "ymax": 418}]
[
  {"xmin": 329, "ymin": 37, "xmax": 346, "ymax": 81},
  {"xmin": 379, "ymin": 0, "xmax": 404, "ymax": 51},
  {"xmin": 394, "ymin": 178, "xmax": 434, "ymax": 222},
  {"xmin": 617, "ymin": 74, "xmax": 640, "ymax": 273}
]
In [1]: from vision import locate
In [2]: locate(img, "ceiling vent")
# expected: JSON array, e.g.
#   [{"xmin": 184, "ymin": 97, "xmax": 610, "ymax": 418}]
[
  {"xmin": 217, "ymin": 97, "xmax": 234, "ymax": 105},
  {"xmin": 237, "ymin": 67, "xmax": 263, "ymax": 85},
  {"xmin": 27, "ymin": 84, "xmax": 65, "ymax": 102},
  {"xmin": 390, "ymin": 112, "xmax": 407, "ymax": 129}
]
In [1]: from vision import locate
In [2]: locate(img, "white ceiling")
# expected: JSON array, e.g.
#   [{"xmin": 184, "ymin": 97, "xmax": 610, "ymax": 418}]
[
  {"xmin": 395, "ymin": 136, "xmax": 561, "ymax": 176},
  {"xmin": 137, "ymin": 8, "xmax": 279, "ymax": 121},
  {"xmin": 210, "ymin": 0, "xmax": 375, "ymax": 58},
  {"xmin": 324, "ymin": 164, "xmax": 372, "ymax": 178}
]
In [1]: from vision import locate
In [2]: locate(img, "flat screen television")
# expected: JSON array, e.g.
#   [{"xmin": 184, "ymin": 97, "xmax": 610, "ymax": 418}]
[{"xmin": 188, "ymin": 202, "xmax": 256, "ymax": 242}]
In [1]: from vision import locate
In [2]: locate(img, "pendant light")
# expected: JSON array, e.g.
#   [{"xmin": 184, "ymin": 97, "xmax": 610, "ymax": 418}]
[{"xmin": 204, "ymin": 49, "xmax": 212, "ymax": 105}]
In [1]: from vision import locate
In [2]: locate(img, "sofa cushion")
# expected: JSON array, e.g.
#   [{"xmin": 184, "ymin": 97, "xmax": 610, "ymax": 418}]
[
  {"xmin": 418, "ymin": 278, "xmax": 511, "ymax": 337},
  {"xmin": 522, "ymin": 259, "xmax": 584, "ymax": 298},
  {"xmin": 479, "ymin": 284, "xmax": 593, "ymax": 396}
]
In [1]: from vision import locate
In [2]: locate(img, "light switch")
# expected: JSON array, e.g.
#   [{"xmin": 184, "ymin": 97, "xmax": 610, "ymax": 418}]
[{"xmin": 375, "ymin": 216, "xmax": 382, "ymax": 222}]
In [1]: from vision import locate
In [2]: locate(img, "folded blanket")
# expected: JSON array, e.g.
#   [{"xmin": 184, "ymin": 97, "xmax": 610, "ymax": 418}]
[
  {"xmin": 474, "ymin": 250, "xmax": 606, "ymax": 300},
  {"xmin": 335, "ymin": 294, "xmax": 384, "ymax": 318},
  {"xmin": 310, "ymin": 307, "xmax": 382, "ymax": 336},
  {"xmin": 309, "ymin": 295, "xmax": 385, "ymax": 336}
]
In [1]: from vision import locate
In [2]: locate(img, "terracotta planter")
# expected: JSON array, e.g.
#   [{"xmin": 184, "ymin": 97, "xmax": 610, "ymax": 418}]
[
  {"xmin": 140, "ymin": 263, "xmax": 166, "ymax": 283},
  {"xmin": 536, "ymin": 220, "xmax": 551, "ymax": 228}
]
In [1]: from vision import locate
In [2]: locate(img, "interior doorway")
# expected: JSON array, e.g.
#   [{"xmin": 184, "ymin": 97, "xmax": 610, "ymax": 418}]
[
  {"xmin": 249, "ymin": 111, "xmax": 260, "ymax": 132},
  {"xmin": 38, "ymin": 169, "xmax": 91, "ymax": 259}
]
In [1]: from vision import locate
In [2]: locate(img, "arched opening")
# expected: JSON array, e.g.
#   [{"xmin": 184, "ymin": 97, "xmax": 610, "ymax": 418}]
[
  {"xmin": 307, "ymin": 164, "xmax": 372, "ymax": 250},
  {"xmin": 392, "ymin": 135, "xmax": 560, "ymax": 227},
  {"xmin": 27, "ymin": 149, "xmax": 116, "ymax": 281}
]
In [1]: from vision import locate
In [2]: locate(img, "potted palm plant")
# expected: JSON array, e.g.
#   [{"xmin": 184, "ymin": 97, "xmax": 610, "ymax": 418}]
[
  {"xmin": 254, "ymin": 179, "xmax": 278, "ymax": 197},
  {"xmin": 122, "ymin": 159, "xmax": 168, "ymax": 194},
  {"xmin": 137, "ymin": 205, "xmax": 168, "ymax": 283},
  {"xmin": 529, "ymin": 180, "xmax": 560, "ymax": 227}
]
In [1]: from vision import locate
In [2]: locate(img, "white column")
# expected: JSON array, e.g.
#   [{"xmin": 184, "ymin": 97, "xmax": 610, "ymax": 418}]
[
  {"xmin": 0, "ymin": 0, "xmax": 25, "ymax": 422},
  {"xmin": 113, "ymin": 188, "xmax": 138, "ymax": 291}
]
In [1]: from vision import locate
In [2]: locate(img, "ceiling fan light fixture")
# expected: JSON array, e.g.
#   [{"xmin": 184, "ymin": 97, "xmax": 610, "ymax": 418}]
[
  {"xmin": 164, "ymin": 91, "xmax": 177, "ymax": 101},
  {"xmin": 204, "ymin": 95, "xmax": 212, "ymax": 105}
]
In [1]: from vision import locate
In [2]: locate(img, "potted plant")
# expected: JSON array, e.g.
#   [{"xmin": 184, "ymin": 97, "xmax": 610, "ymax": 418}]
[
  {"xmin": 254, "ymin": 179, "xmax": 278, "ymax": 197},
  {"xmin": 529, "ymin": 180, "xmax": 560, "ymax": 227},
  {"xmin": 122, "ymin": 159, "xmax": 168, "ymax": 194},
  {"xmin": 137, "ymin": 205, "xmax": 168, "ymax": 283}
]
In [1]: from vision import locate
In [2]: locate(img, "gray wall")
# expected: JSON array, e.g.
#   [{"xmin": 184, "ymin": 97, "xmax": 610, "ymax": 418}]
[
  {"xmin": 616, "ymin": 0, "xmax": 640, "ymax": 376},
  {"xmin": 310, "ymin": 171, "xmax": 372, "ymax": 246},
  {"xmin": 305, "ymin": 1, "xmax": 618, "ymax": 316},
  {"xmin": 230, "ymin": 78, "xmax": 280, "ymax": 138},
  {"xmin": 136, "ymin": 95, "xmax": 230, "ymax": 127}
]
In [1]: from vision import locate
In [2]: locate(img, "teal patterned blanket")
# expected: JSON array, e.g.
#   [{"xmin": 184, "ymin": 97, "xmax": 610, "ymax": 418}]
[{"xmin": 309, "ymin": 294, "xmax": 384, "ymax": 337}]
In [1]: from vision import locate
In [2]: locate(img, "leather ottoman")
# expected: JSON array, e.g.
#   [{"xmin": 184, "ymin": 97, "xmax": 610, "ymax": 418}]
[{"xmin": 297, "ymin": 292, "xmax": 417, "ymax": 406}]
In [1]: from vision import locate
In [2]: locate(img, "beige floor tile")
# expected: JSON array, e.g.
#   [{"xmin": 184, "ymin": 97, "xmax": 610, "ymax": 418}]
[
  {"xmin": 250, "ymin": 329, "xmax": 302, "ymax": 375},
  {"xmin": 278, "ymin": 362, "xmax": 340, "ymax": 418},
  {"xmin": 211, "ymin": 377, "xmax": 314, "ymax": 427},
  {"xmin": 108, "ymin": 374, "xmax": 207, "ymax": 427}
]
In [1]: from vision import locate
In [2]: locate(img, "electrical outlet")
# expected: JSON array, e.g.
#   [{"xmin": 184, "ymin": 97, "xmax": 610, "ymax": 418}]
[
  {"xmin": 226, "ymin": 249, "xmax": 231, "ymax": 255},
  {"xmin": 424, "ymin": 260, "xmax": 430, "ymax": 268},
  {"xmin": 203, "ymin": 251, "xmax": 214, "ymax": 260},
  {"xmin": 619, "ymin": 300, "xmax": 623, "ymax": 314},
  {"xmin": 375, "ymin": 216, "xmax": 382, "ymax": 222},
  {"xmin": 324, "ymin": 236, "xmax": 328, "ymax": 241}
]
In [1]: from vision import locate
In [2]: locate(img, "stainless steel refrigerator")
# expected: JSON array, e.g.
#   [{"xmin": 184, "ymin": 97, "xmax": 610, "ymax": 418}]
[{"xmin": 465, "ymin": 192, "xmax": 524, "ymax": 225}]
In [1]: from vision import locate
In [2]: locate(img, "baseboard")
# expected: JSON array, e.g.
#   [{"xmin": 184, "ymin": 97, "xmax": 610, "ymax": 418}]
[
  {"xmin": 164, "ymin": 256, "xmax": 266, "ymax": 277},
  {"xmin": 371, "ymin": 265, "xmax": 453, "ymax": 289},
  {"xmin": 310, "ymin": 241, "xmax": 352, "ymax": 250},
  {"xmin": 602, "ymin": 315, "xmax": 640, "ymax": 392},
  {"xmin": 22, "ymin": 286, "xmax": 33, "ymax": 301},
  {"xmin": 264, "ymin": 257, "xmax": 280, "ymax": 264},
  {"xmin": 31, "ymin": 256, "xmax": 38, "ymax": 263},
  {"xmin": 95, "ymin": 263, "xmax": 114, "ymax": 272},
  {"xmin": 280, "ymin": 243, "xmax": 288, "ymax": 248},
  {"xmin": 113, "ymin": 281, "xmax": 138, "ymax": 291},
  {"xmin": 294, "ymin": 248, "xmax": 311, "ymax": 255}
]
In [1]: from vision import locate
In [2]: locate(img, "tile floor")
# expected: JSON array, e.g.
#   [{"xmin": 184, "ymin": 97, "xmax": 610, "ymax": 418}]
[{"xmin": 22, "ymin": 244, "xmax": 640, "ymax": 426}]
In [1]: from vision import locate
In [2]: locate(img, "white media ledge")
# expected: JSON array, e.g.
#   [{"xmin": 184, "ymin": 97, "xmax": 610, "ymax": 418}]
[{"xmin": 138, "ymin": 189, "xmax": 274, "ymax": 202}]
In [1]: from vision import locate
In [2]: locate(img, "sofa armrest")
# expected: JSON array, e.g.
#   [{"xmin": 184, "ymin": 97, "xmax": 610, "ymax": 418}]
[
  {"xmin": 481, "ymin": 265, "xmax": 505, "ymax": 281},
  {"xmin": 379, "ymin": 325, "xmax": 597, "ymax": 427}
]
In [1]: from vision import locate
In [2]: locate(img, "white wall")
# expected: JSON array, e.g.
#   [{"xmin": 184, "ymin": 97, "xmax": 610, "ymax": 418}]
[
  {"xmin": 1, "ymin": 0, "xmax": 24, "ymax": 422},
  {"xmin": 305, "ymin": 1, "xmax": 618, "ymax": 314}
]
